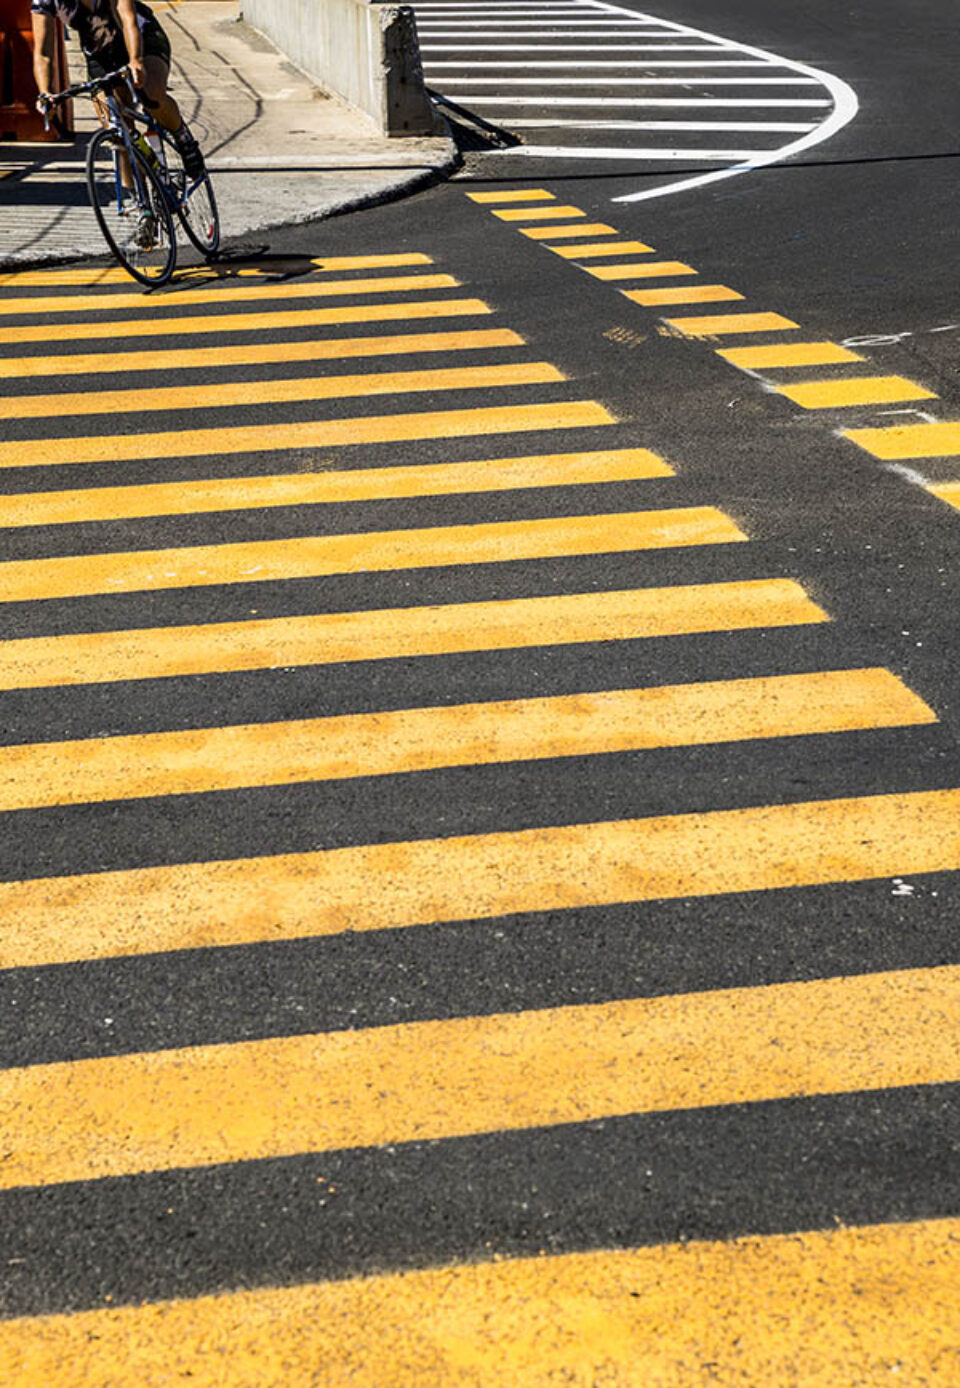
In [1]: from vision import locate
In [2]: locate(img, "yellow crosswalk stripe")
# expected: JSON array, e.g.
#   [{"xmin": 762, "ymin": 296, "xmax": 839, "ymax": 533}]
[
  {"xmin": 626, "ymin": 285, "xmax": 744, "ymax": 307},
  {"xmin": 550, "ymin": 240, "xmax": 656, "ymax": 259},
  {"xmin": 492, "ymin": 206, "xmax": 586, "ymax": 221},
  {"xmin": 0, "ymin": 399, "xmax": 615, "ymax": 468},
  {"xmin": 777, "ymin": 376, "xmax": 937, "ymax": 409},
  {"xmin": 0, "ymin": 963, "xmax": 957, "ymax": 1188},
  {"xmin": 0, "ymin": 449, "xmax": 671, "ymax": 528},
  {"xmin": 17, "ymin": 782, "xmax": 960, "ymax": 973},
  {"xmin": 0, "ymin": 508, "xmax": 747, "ymax": 603},
  {"xmin": 929, "ymin": 481, "xmax": 960, "ymax": 512},
  {"xmin": 3, "ymin": 1217, "xmax": 950, "ymax": 1385},
  {"xmin": 666, "ymin": 311, "xmax": 800, "ymax": 337},
  {"xmin": 586, "ymin": 260, "xmax": 696, "ymax": 282},
  {"xmin": 717, "ymin": 341, "xmax": 865, "ymax": 369},
  {"xmin": 0, "ymin": 297, "xmax": 495, "ymax": 346},
  {"xmin": 0, "ymin": 274, "xmax": 460, "ymax": 320},
  {"xmin": 0, "ymin": 670, "xmax": 929, "ymax": 812},
  {"xmin": 520, "ymin": 222, "xmax": 619, "ymax": 240},
  {"xmin": 0, "ymin": 328, "xmax": 526, "ymax": 380},
  {"xmin": 844, "ymin": 421, "xmax": 960, "ymax": 460},
  {"xmin": 467, "ymin": 189, "xmax": 555, "ymax": 203},
  {"xmin": 0, "ymin": 255, "xmax": 433, "ymax": 289},
  {"xmin": 0, "ymin": 578, "xmax": 826, "ymax": 694},
  {"xmin": 0, "ymin": 361, "xmax": 566, "ymax": 422}
]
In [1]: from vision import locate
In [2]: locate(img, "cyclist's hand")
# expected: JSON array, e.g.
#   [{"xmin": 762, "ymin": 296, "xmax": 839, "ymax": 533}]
[
  {"xmin": 127, "ymin": 57, "xmax": 146, "ymax": 88},
  {"xmin": 35, "ymin": 92, "xmax": 53, "ymax": 115}
]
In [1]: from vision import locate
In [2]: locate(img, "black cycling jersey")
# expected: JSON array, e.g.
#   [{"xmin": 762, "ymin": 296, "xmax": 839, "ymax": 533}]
[{"xmin": 30, "ymin": 0, "xmax": 155, "ymax": 60}]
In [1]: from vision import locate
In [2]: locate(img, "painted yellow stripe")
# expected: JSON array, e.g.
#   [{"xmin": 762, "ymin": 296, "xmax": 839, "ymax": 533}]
[
  {"xmin": 1, "ymin": 963, "xmax": 958, "ymax": 1189},
  {"xmin": 928, "ymin": 480, "xmax": 960, "ymax": 511},
  {"xmin": 777, "ymin": 376, "xmax": 938, "ymax": 410},
  {"xmin": 0, "ymin": 508, "xmax": 746, "ymax": 603},
  {"xmin": 492, "ymin": 205, "xmax": 585, "ymax": 221},
  {"xmin": 0, "ymin": 255, "xmax": 433, "ymax": 289},
  {"xmin": 0, "ymin": 361, "xmax": 565, "ymax": 422},
  {"xmin": 0, "ymin": 670, "xmax": 929, "ymax": 812},
  {"xmin": 626, "ymin": 285, "xmax": 744, "ymax": 307},
  {"xmin": 0, "ymin": 328, "xmax": 525, "ymax": 380},
  {"xmin": 0, "ymin": 274, "xmax": 460, "ymax": 320},
  {"xmin": 0, "ymin": 577, "xmax": 824, "ymax": 696},
  {"xmin": 0, "ymin": 399, "xmax": 615, "ymax": 469},
  {"xmin": 666, "ymin": 311, "xmax": 800, "ymax": 337},
  {"xmin": 844, "ymin": 421, "xmax": 960, "ymax": 460},
  {"xmin": 467, "ymin": 189, "xmax": 554, "ymax": 203},
  {"xmin": 717, "ymin": 341, "xmax": 865, "ymax": 369},
  {"xmin": 586, "ymin": 260, "xmax": 696, "ymax": 281},
  {"xmin": 0, "ymin": 298, "xmax": 494, "ymax": 347},
  {"xmin": 25, "ymin": 778, "xmax": 960, "ymax": 978},
  {"xmin": 520, "ymin": 222, "xmax": 619, "ymax": 240},
  {"xmin": 2, "ymin": 1218, "xmax": 952, "ymax": 1385},
  {"xmin": 308, "ymin": 254, "xmax": 434, "ymax": 272},
  {"xmin": 0, "ymin": 449, "xmax": 671, "ymax": 529},
  {"xmin": 551, "ymin": 239, "xmax": 656, "ymax": 259}
]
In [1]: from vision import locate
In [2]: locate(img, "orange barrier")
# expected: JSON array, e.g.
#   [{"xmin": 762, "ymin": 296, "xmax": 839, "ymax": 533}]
[{"xmin": 0, "ymin": 0, "xmax": 72, "ymax": 141}]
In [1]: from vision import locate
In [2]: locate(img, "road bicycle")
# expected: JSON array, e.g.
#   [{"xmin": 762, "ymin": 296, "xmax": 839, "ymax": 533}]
[{"xmin": 42, "ymin": 68, "xmax": 219, "ymax": 286}]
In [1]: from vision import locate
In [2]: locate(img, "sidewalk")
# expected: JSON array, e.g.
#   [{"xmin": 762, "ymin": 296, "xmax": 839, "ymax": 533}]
[{"xmin": 0, "ymin": 0, "xmax": 458, "ymax": 268}]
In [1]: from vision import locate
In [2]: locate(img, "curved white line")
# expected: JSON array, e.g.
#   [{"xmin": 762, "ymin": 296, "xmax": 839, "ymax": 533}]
[{"xmin": 491, "ymin": 1, "xmax": 859, "ymax": 203}]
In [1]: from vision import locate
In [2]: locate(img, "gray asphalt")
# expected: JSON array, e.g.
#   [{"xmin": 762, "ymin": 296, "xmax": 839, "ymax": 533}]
[{"xmin": 1, "ymin": 0, "xmax": 959, "ymax": 1364}]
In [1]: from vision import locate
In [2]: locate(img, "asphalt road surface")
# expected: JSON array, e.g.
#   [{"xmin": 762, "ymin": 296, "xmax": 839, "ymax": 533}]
[{"xmin": 1, "ymin": 0, "xmax": 959, "ymax": 1381}]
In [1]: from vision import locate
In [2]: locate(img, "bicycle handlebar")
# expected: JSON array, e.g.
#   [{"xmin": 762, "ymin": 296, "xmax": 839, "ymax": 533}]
[{"xmin": 40, "ymin": 68, "xmax": 133, "ymax": 129}]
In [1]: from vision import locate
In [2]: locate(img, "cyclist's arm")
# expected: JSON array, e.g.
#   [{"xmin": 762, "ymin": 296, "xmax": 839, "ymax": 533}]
[
  {"xmin": 116, "ymin": 0, "xmax": 145, "ymax": 86},
  {"xmin": 30, "ymin": 12, "xmax": 56, "ymax": 104}
]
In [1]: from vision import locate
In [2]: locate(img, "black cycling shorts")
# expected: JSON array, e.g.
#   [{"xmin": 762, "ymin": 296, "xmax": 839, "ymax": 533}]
[{"xmin": 86, "ymin": 16, "xmax": 171, "ymax": 80}]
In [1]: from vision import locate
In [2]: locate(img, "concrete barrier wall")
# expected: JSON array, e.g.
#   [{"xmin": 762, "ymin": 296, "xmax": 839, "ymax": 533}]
[{"xmin": 239, "ymin": 0, "xmax": 437, "ymax": 136}]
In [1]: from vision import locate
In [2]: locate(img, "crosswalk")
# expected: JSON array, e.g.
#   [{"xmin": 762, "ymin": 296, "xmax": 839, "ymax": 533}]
[
  {"xmin": 412, "ymin": 0, "xmax": 857, "ymax": 199},
  {"xmin": 0, "ymin": 250, "xmax": 958, "ymax": 1380}
]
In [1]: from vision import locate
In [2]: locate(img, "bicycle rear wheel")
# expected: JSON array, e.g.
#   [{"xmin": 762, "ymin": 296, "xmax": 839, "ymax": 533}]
[
  {"xmin": 159, "ymin": 131, "xmax": 220, "ymax": 258},
  {"xmin": 86, "ymin": 128, "xmax": 176, "ymax": 286}
]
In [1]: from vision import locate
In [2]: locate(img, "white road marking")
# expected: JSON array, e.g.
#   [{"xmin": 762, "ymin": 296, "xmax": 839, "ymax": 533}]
[
  {"xmin": 427, "ymin": 60, "xmax": 778, "ymax": 68},
  {"xmin": 505, "ymin": 120, "xmax": 818, "ymax": 131},
  {"xmin": 416, "ymin": 0, "xmax": 858, "ymax": 203}
]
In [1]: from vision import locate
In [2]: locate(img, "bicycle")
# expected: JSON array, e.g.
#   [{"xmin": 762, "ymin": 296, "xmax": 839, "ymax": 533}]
[{"xmin": 42, "ymin": 68, "xmax": 220, "ymax": 287}]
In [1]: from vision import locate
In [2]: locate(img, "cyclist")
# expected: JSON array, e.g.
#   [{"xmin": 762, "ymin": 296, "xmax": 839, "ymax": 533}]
[{"xmin": 31, "ymin": 0, "xmax": 205, "ymax": 182}]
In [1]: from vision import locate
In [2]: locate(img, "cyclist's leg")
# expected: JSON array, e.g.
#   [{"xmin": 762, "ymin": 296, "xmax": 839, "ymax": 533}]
[{"xmin": 139, "ymin": 35, "xmax": 206, "ymax": 177}]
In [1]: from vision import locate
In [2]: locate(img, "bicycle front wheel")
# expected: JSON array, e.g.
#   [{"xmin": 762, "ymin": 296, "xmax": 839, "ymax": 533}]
[
  {"xmin": 159, "ymin": 131, "xmax": 220, "ymax": 258},
  {"xmin": 86, "ymin": 128, "xmax": 177, "ymax": 286}
]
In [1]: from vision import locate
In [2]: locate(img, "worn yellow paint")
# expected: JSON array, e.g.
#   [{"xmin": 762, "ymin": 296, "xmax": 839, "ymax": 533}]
[
  {"xmin": 0, "ymin": 275, "xmax": 460, "ymax": 319},
  {"xmin": 551, "ymin": 240, "xmax": 656, "ymax": 259},
  {"xmin": 21, "ymin": 782, "xmax": 960, "ymax": 978},
  {"xmin": 0, "ymin": 298, "xmax": 495, "ymax": 346},
  {"xmin": 0, "ymin": 449, "xmax": 671, "ymax": 529},
  {"xmin": 1, "ymin": 963, "xmax": 959, "ymax": 1188},
  {"xmin": 587, "ymin": 261, "xmax": 696, "ymax": 282},
  {"xmin": 0, "ymin": 328, "xmax": 525, "ymax": 380},
  {"xmin": 0, "ymin": 255, "xmax": 432, "ymax": 288},
  {"xmin": 0, "ymin": 508, "xmax": 746, "ymax": 603},
  {"xmin": 492, "ymin": 206, "xmax": 586, "ymax": 221},
  {"xmin": 308, "ymin": 255, "xmax": 434, "ymax": 272},
  {"xmin": 844, "ymin": 421, "xmax": 960, "ymax": 460},
  {"xmin": 520, "ymin": 222, "xmax": 619, "ymax": 240},
  {"xmin": 626, "ymin": 285, "xmax": 744, "ymax": 307},
  {"xmin": 0, "ymin": 577, "xmax": 825, "ymax": 696},
  {"xmin": 2, "ymin": 1217, "xmax": 954, "ymax": 1385},
  {"xmin": 467, "ymin": 189, "xmax": 554, "ymax": 203},
  {"xmin": 777, "ymin": 376, "xmax": 938, "ymax": 410},
  {"xmin": 717, "ymin": 341, "xmax": 865, "ymax": 369},
  {"xmin": 665, "ymin": 311, "xmax": 800, "ymax": 337},
  {"xmin": 928, "ymin": 481, "xmax": 960, "ymax": 512},
  {"xmin": 0, "ymin": 669, "xmax": 929, "ymax": 812},
  {"xmin": 0, "ymin": 361, "xmax": 565, "ymax": 422},
  {"xmin": 0, "ymin": 399, "xmax": 615, "ymax": 469}
]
